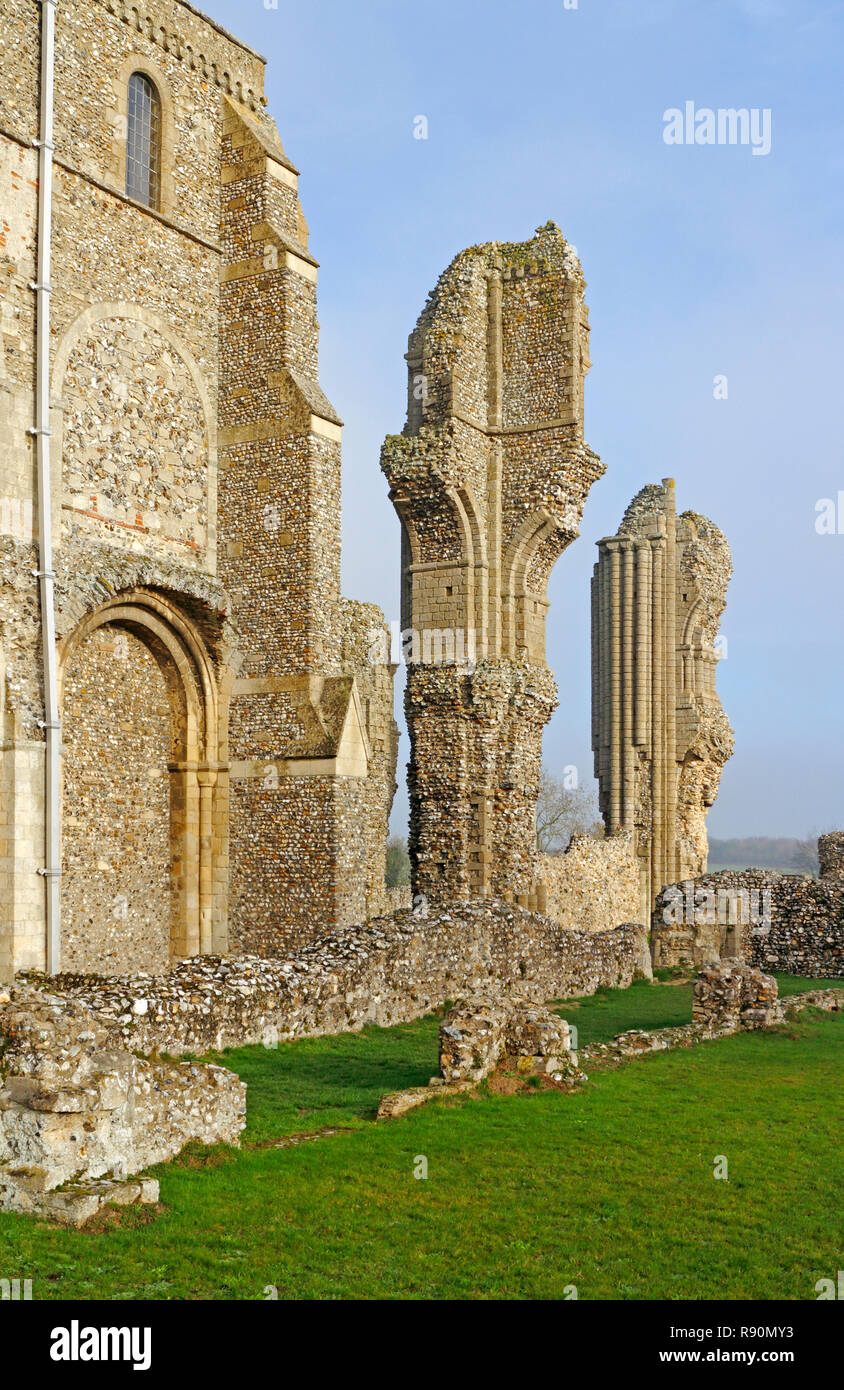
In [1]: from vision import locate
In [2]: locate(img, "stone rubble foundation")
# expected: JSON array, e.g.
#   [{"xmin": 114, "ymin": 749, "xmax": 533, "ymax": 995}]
[
  {"xmin": 580, "ymin": 964, "xmax": 841, "ymax": 1068},
  {"xmin": 379, "ymin": 994, "xmax": 582, "ymax": 1119},
  {"xmin": 378, "ymin": 963, "xmax": 841, "ymax": 1119},
  {"xmin": 0, "ymin": 985, "xmax": 246, "ymax": 1226},
  {"xmin": 14, "ymin": 903, "xmax": 652, "ymax": 1055},
  {"xmin": 692, "ymin": 958, "xmax": 779, "ymax": 1032},
  {"xmin": 0, "ymin": 901, "xmax": 649, "ymax": 1220},
  {"xmin": 438, "ymin": 995, "xmax": 579, "ymax": 1085}
]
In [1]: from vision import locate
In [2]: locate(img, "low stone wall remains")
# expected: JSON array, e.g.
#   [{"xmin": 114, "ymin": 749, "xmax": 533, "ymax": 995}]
[
  {"xmin": 0, "ymin": 984, "xmax": 246, "ymax": 1225},
  {"xmin": 1, "ymin": 901, "xmax": 649, "ymax": 1222},
  {"xmin": 14, "ymin": 901, "xmax": 652, "ymax": 1056},
  {"xmin": 692, "ymin": 958, "xmax": 779, "ymax": 1032},
  {"xmin": 651, "ymin": 851, "xmax": 844, "ymax": 978},
  {"xmin": 378, "ymin": 994, "xmax": 581, "ymax": 1118},
  {"xmin": 580, "ymin": 965, "xmax": 841, "ymax": 1068},
  {"xmin": 438, "ymin": 996, "xmax": 576, "ymax": 1084}
]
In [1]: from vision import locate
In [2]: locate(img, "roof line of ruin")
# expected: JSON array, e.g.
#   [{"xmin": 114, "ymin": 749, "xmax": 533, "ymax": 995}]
[{"xmin": 169, "ymin": 0, "xmax": 268, "ymax": 62}]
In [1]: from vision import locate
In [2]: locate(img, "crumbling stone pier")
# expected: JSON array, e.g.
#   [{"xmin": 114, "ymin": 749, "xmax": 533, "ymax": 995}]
[
  {"xmin": 592, "ymin": 480, "xmax": 734, "ymax": 918},
  {"xmin": 382, "ymin": 223, "xmax": 604, "ymax": 905}
]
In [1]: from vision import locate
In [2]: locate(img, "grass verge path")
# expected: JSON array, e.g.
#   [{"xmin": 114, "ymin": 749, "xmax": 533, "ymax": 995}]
[{"xmin": 0, "ymin": 978, "xmax": 840, "ymax": 1299}]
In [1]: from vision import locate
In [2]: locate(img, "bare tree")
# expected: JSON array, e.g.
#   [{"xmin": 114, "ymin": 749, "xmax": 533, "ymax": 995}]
[
  {"xmin": 535, "ymin": 767, "xmax": 604, "ymax": 855},
  {"xmin": 385, "ymin": 835, "xmax": 411, "ymax": 887},
  {"xmin": 789, "ymin": 835, "xmax": 819, "ymax": 878}
]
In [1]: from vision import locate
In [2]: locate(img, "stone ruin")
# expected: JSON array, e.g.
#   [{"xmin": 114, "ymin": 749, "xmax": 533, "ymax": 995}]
[
  {"xmin": 1, "ymin": 903, "xmax": 649, "ymax": 1219},
  {"xmin": 1, "ymin": 0, "xmax": 840, "ymax": 1231},
  {"xmin": 8, "ymin": 905, "xmax": 652, "ymax": 1056},
  {"xmin": 692, "ymin": 959, "xmax": 779, "ymax": 1033},
  {"xmin": 579, "ymin": 961, "xmax": 840, "ymax": 1069},
  {"xmin": 1, "ymin": 0, "xmax": 400, "ymax": 981},
  {"xmin": 652, "ymin": 831, "xmax": 844, "ymax": 978},
  {"xmin": 381, "ymin": 222, "xmax": 604, "ymax": 908},
  {"xmin": 379, "ymin": 959, "xmax": 842, "ymax": 1120},
  {"xmin": 438, "ymin": 995, "xmax": 579, "ymax": 1085},
  {"xmin": 378, "ymin": 993, "xmax": 583, "ymax": 1119},
  {"xmin": 0, "ymin": 980, "xmax": 245, "ymax": 1226},
  {"xmin": 591, "ymin": 479, "xmax": 734, "ymax": 921}
]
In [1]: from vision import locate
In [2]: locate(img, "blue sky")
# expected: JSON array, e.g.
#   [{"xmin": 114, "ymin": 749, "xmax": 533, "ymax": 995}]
[{"xmin": 205, "ymin": 0, "xmax": 844, "ymax": 840}]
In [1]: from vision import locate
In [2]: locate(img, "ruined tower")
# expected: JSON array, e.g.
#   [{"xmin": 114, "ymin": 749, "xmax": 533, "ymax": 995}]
[
  {"xmin": 591, "ymin": 480, "xmax": 734, "ymax": 920},
  {"xmin": 0, "ymin": 0, "xmax": 396, "ymax": 978},
  {"xmin": 382, "ymin": 223, "xmax": 604, "ymax": 904}
]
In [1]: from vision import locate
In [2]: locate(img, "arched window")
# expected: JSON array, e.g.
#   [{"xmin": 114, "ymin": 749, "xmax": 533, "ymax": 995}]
[{"xmin": 125, "ymin": 72, "xmax": 161, "ymax": 209}]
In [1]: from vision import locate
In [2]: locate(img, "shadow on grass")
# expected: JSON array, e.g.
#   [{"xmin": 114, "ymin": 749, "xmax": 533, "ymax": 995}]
[{"xmin": 204, "ymin": 1016, "xmax": 442, "ymax": 1140}]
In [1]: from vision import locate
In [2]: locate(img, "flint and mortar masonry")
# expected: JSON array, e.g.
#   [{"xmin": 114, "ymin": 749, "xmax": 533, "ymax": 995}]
[
  {"xmin": 382, "ymin": 224, "xmax": 603, "ymax": 906},
  {"xmin": 651, "ymin": 837, "xmax": 844, "ymax": 978},
  {"xmin": 0, "ymin": 0, "xmax": 395, "ymax": 976},
  {"xmin": 0, "ymin": 981, "xmax": 246, "ymax": 1225},
  {"xmin": 12, "ymin": 902, "xmax": 652, "ymax": 1054}
]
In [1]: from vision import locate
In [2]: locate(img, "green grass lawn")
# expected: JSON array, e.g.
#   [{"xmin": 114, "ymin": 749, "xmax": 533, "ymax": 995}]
[
  {"xmin": 553, "ymin": 974, "xmax": 695, "ymax": 1044},
  {"xmin": 773, "ymin": 972, "xmax": 843, "ymax": 997},
  {"xmin": 553, "ymin": 971, "xmax": 843, "ymax": 1047},
  {"xmin": 1, "ymin": 977, "xmax": 841, "ymax": 1300}
]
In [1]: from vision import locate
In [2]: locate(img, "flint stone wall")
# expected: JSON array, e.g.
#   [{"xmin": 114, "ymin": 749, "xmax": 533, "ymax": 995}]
[
  {"xmin": 652, "ymin": 855, "xmax": 844, "ymax": 978},
  {"xmin": 818, "ymin": 832, "xmax": 844, "ymax": 882},
  {"xmin": 15, "ymin": 902, "xmax": 652, "ymax": 1056},
  {"xmin": 439, "ymin": 996, "xmax": 576, "ymax": 1084},
  {"xmin": 0, "ymin": 0, "xmax": 397, "ymax": 976},
  {"xmin": 0, "ymin": 984, "xmax": 246, "ymax": 1223},
  {"xmin": 692, "ymin": 958, "xmax": 778, "ymax": 1033},
  {"xmin": 384, "ymin": 885, "xmax": 413, "ymax": 914},
  {"xmin": 538, "ymin": 830, "xmax": 641, "ymax": 932}
]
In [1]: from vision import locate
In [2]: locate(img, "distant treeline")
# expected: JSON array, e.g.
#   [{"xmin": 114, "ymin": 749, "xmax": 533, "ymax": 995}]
[{"xmin": 708, "ymin": 837, "xmax": 818, "ymax": 875}]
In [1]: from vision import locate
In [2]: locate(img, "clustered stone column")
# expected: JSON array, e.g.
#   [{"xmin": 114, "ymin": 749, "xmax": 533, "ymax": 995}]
[
  {"xmin": 592, "ymin": 481, "xmax": 734, "ymax": 919},
  {"xmin": 382, "ymin": 223, "xmax": 604, "ymax": 905}
]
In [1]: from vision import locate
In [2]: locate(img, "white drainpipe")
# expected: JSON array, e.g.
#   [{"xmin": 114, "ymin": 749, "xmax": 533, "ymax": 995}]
[{"xmin": 31, "ymin": 0, "xmax": 61, "ymax": 973}]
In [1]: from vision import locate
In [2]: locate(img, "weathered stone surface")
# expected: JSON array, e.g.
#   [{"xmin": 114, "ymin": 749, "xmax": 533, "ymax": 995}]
[
  {"xmin": 592, "ymin": 481, "xmax": 733, "ymax": 921},
  {"xmin": 580, "ymin": 979, "xmax": 841, "ymax": 1069},
  {"xmin": 818, "ymin": 832, "xmax": 844, "ymax": 882},
  {"xmin": 376, "ymin": 1081, "xmax": 475, "ymax": 1121},
  {"xmin": 381, "ymin": 223, "xmax": 604, "ymax": 908},
  {"xmin": 538, "ymin": 830, "xmax": 641, "ymax": 933},
  {"xmin": 503, "ymin": 1001, "xmax": 576, "ymax": 1076},
  {"xmin": 439, "ymin": 997, "xmax": 514, "ymax": 1083},
  {"xmin": 379, "ymin": 992, "xmax": 581, "ymax": 1117},
  {"xmin": 692, "ymin": 959, "xmax": 778, "ymax": 1033},
  {"xmin": 0, "ymin": 0, "xmax": 397, "ymax": 980},
  {"xmin": 652, "ymin": 838, "xmax": 844, "ymax": 977},
  {"xmin": 0, "ymin": 986, "xmax": 245, "ymax": 1224},
  {"xmin": 13, "ymin": 903, "xmax": 651, "ymax": 1055},
  {"xmin": 6, "ymin": 1175, "xmax": 161, "ymax": 1230}
]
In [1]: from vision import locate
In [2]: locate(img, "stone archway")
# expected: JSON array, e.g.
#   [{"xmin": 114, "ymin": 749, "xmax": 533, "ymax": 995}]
[{"xmin": 58, "ymin": 588, "xmax": 229, "ymax": 975}]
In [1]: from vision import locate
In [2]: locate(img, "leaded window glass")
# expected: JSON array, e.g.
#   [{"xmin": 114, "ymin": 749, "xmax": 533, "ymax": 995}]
[{"xmin": 125, "ymin": 72, "xmax": 161, "ymax": 209}]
